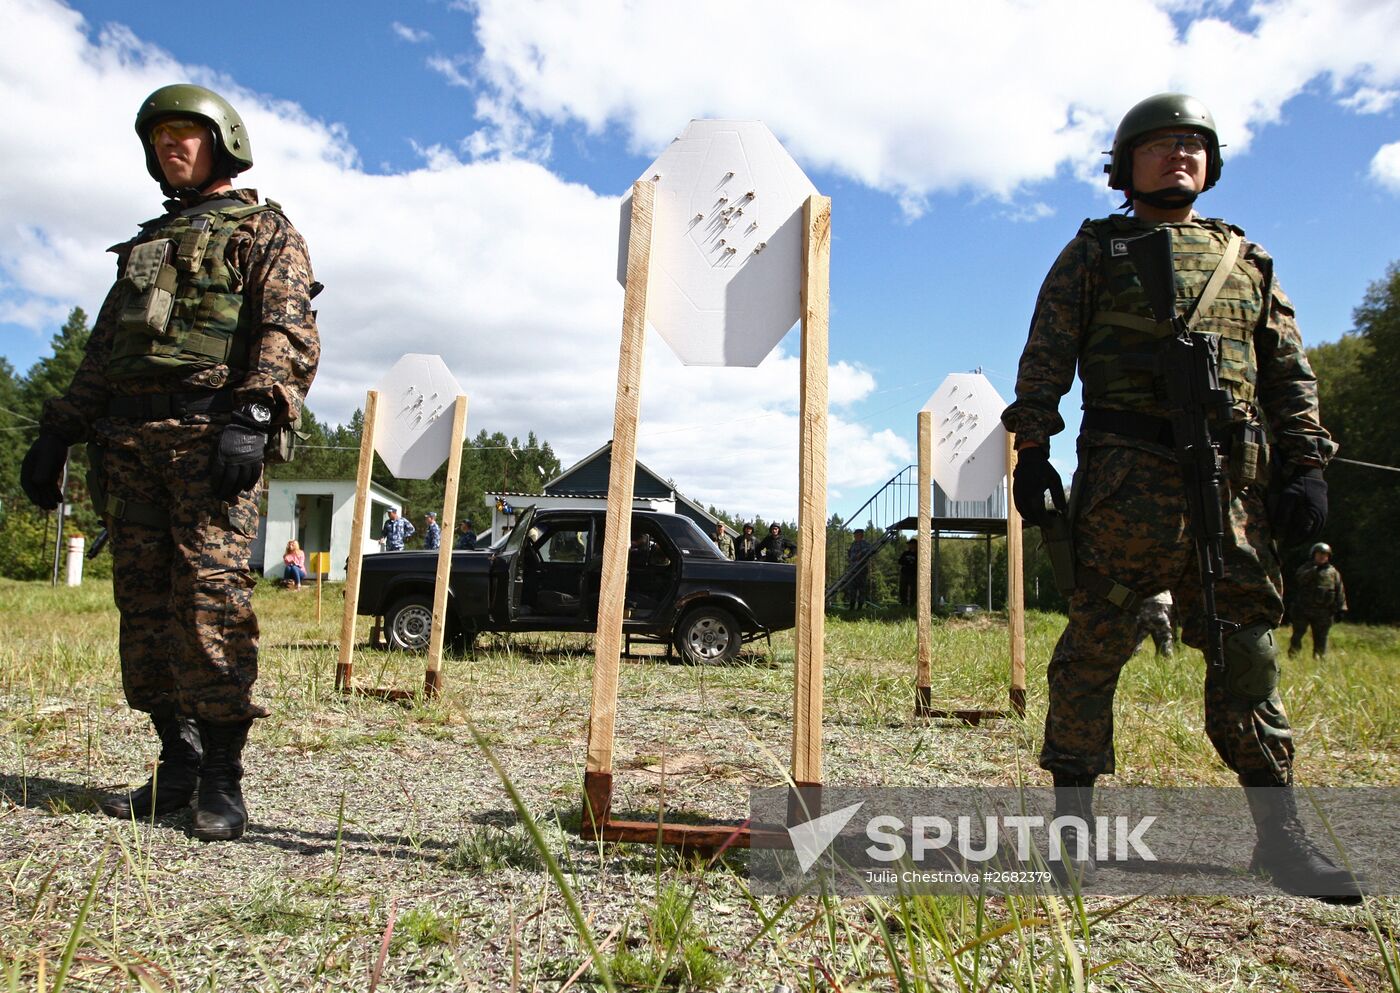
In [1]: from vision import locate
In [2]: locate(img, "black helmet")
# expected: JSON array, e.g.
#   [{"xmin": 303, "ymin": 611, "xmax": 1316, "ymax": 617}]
[
  {"xmin": 1311, "ymin": 542, "xmax": 1332, "ymax": 557},
  {"xmin": 135, "ymin": 84, "xmax": 253, "ymax": 193},
  {"xmin": 1106, "ymin": 93, "xmax": 1222, "ymax": 193}
]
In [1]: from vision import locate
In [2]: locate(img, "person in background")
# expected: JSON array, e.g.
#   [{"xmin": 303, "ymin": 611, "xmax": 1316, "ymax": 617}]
[
  {"xmin": 713, "ymin": 522, "xmax": 735, "ymax": 560},
  {"xmin": 845, "ymin": 528, "xmax": 872, "ymax": 609},
  {"xmin": 734, "ymin": 522, "xmax": 759, "ymax": 561},
  {"xmin": 455, "ymin": 518, "xmax": 478, "ymax": 550},
  {"xmin": 1288, "ymin": 542, "xmax": 1347, "ymax": 659},
  {"xmin": 422, "ymin": 511, "xmax": 440, "ymax": 550},
  {"xmin": 282, "ymin": 540, "xmax": 307, "ymax": 590},
  {"xmin": 1133, "ymin": 591, "xmax": 1175, "ymax": 656},
  {"xmin": 898, "ymin": 537, "xmax": 919, "ymax": 608},
  {"xmin": 759, "ymin": 522, "xmax": 796, "ymax": 564},
  {"xmin": 380, "ymin": 507, "xmax": 414, "ymax": 551}
]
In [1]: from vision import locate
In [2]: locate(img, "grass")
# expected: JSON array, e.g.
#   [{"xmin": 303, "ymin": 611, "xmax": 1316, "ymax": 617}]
[{"xmin": 0, "ymin": 575, "xmax": 1398, "ymax": 990}]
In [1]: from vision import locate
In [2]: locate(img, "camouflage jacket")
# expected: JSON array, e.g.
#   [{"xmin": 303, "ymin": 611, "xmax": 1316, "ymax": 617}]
[
  {"xmin": 42, "ymin": 188, "xmax": 320, "ymax": 441},
  {"xmin": 1000, "ymin": 213, "xmax": 1333, "ymax": 469},
  {"xmin": 1292, "ymin": 562, "xmax": 1346, "ymax": 613}
]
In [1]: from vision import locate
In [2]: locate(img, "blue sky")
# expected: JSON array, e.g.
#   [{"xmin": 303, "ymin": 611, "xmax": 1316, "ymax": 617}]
[{"xmin": 3, "ymin": 0, "xmax": 1398, "ymax": 520}]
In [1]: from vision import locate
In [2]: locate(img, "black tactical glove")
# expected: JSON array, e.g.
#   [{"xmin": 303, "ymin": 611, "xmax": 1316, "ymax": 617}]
[
  {"xmin": 211, "ymin": 406, "xmax": 269, "ymax": 500},
  {"xmin": 1012, "ymin": 445, "xmax": 1066, "ymax": 527},
  {"xmin": 20, "ymin": 432, "xmax": 71, "ymax": 510},
  {"xmin": 1270, "ymin": 467, "xmax": 1327, "ymax": 547}
]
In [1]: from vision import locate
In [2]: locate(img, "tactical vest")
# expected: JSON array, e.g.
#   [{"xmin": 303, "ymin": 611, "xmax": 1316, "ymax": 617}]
[
  {"xmin": 107, "ymin": 198, "xmax": 277, "ymax": 380},
  {"xmin": 1296, "ymin": 565, "xmax": 1342, "ymax": 611},
  {"xmin": 1078, "ymin": 216, "xmax": 1264, "ymax": 419}
]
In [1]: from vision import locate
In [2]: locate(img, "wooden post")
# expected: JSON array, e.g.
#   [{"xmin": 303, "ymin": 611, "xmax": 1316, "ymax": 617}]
[
  {"xmin": 583, "ymin": 179, "xmax": 655, "ymax": 832},
  {"xmin": 1005, "ymin": 433, "xmax": 1027, "ymax": 715},
  {"xmin": 915, "ymin": 410, "xmax": 933, "ymax": 715},
  {"xmin": 791, "ymin": 194, "xmax": 831, "ymax": 795},
  {"xmin": 336, "ymin": 389, "xmax": 380, "ymax": 692},
  {"xmin": 316, "ymin": 563, "xmax": 323, "ymax": 624},
  {"xmin": 425, "ymin": 395, "xmax": 470, "ymax": 696}
]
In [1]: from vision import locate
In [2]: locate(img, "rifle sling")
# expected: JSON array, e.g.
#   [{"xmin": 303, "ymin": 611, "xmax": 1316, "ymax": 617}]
[
  {"xmin": 1092, "ymin": 231, "xmax": 1244, "ymax": 334},
  {"xmin": 1183, "ymin": 232, "xmax": 1242, "ymax": 329}
]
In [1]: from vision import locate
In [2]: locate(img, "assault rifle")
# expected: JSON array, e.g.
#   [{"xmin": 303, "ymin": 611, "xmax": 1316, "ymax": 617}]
[{"xmin": 1125, "ymin": 228, "xmax": 1236, "ymax": 670}]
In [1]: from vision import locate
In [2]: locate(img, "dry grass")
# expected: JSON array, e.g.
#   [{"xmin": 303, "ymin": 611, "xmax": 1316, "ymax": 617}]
[{"xmin": 1, "ymin": 577, "xmax": 1397, "ymax": 990}]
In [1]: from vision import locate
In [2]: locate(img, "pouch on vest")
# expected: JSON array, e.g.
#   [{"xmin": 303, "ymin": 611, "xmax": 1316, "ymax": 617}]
[
  {"xmin": 1229, "ymin": 422, "xmax": 1268, "ymax": 487},
  {"xmin": 264, "ymin": 409, "xmax": 305, "ymax": 465},
  {"xmin": 119, "ymin": 239, "xmax": 178, "ymax": 337}
]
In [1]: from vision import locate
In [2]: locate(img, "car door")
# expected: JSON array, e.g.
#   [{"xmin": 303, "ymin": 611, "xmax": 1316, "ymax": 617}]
[{"xmin": 497, "ymin": 506, "xmax": 536, "ymax": 623}]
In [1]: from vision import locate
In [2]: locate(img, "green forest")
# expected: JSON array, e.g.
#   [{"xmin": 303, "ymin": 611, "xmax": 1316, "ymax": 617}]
[{"xmin": 4, "ymin": 259, "xmax": 1399, "ymax": 621}]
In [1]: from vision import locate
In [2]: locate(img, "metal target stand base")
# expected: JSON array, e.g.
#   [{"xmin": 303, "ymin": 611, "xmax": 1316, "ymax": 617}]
[
  {"xmin": 580, "ymin": 771, "xmax": 815, "ymax": 856},
  {"xmin": 913, "ymin": 685, "xmax": 1026, "ymax": 724}
]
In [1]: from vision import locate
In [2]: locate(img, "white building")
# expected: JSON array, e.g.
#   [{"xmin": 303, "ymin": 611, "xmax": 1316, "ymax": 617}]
[{"xmin": 256, "ymin": 478, "xmax": 407, "ymax": 582}]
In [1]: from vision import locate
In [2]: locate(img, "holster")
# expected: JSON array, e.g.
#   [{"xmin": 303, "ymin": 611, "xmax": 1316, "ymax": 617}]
[
  {"xmin": 85, "ymin": 441, "xmax": 169, "ymax": 529},
  {"xmin": 1041, "ymin": 511, "xmax": 1077, "ymax": 597}
]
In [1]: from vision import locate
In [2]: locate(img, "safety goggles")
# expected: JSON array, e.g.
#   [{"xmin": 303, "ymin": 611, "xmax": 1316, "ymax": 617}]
[
  {"xmin": 148, "ymin": 118, "xmax": 207, "ymax": 144},
  {"xmin": 1136, "ymin": 134, "xmax": 1209, "ymax": 157}
]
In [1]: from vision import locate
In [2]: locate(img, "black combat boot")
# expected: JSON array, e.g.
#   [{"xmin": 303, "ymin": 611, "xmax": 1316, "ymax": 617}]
[
  {"xmin": 1048, "ymin": 774, "xmax": 1097, "ymax": 888},
  {"xmin": 1241, "ymin": 775, "xmax": 1368, "ymax": 904},
  {"xmin": 193, "ymin": 720, "xmax": 252, "ymax": 841},
  {"xmin": 99, "ymin": 710, "xmax": 202, "ymax": 819}
]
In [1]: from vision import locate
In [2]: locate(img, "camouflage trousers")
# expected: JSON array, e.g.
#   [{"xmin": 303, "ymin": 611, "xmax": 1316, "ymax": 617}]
[
  {"xmin": 94, "ymin": 417, "xmax": 267, "ymax": 725},
  {"xmin": 1133, "ymin": 598, "xmax": 1174, "ymax": 656},
  {"xmin": 1041, "ymin": 444, "xmax": 1293, "ymax": 785},
  {"xmin": 1288, "ymin": 609, "xmax": 1333, "ymax": 659}
]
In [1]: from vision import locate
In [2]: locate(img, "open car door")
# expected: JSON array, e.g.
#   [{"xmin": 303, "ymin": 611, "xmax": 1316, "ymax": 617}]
[{"xmin": 498, "ymin": 505, "xmax": 536, "ymax": 623}]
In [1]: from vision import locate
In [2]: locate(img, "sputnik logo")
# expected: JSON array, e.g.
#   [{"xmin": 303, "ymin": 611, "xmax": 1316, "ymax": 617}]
[{"xmin": 786, "ymin": 801, "xmax": 864, "ymax": 873}]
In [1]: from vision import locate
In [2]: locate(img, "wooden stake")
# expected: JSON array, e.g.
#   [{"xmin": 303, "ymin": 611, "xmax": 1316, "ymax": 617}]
[
  {"xmin": 1005, "ymin": 432, "xmax": 1027, "ymax": 715},
  {"xmin": 585, "ymin": 180, "xmax": 655, "ymax": 786},
  {"xmin": 425, "ymin": 395, "xmax": 470, "ymax": 696},
  {"xmin": 336, "ymin": 388, "xmax": 380, "ymax": 692},
  {"xmin": 316, "ymin": 565, "xmax": 323, "ymax": 624},
  {"xmin": 791, "ymin": 194, "xmax": 831, "ymax": 788},
  {"xmin": 915, "ymin": 410, "xmax": 933, "ymax": 713}
]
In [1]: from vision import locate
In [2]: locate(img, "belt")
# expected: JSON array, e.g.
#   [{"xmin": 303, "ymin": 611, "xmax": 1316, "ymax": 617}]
[
  {"xmin": 106, "ymin": 389, "xmax": 233, "ymax": 420},
  {"xmin": 1082, "ymin": 408, "xmax": 1174, "ymax": 448},
  {"xmin": 1075, "ymin": 406, "xmax": 1243, "ymax": 456}
]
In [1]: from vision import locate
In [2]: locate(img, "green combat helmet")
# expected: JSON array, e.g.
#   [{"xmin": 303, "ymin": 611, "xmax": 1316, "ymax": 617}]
[
  {"xmin": 135, "ymin": 84, "xmax": 253, "ymax": 194},
  {"xmin": 1311, "ymin": 542, "xmax": 1332, "ymax": 557},
  {"xmin": 1105, "ymin": 92, "xmax": 1222, "ymax": 193}
]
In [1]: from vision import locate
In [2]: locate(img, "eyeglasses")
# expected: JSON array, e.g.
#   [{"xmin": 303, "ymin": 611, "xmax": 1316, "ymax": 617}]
[
  {"xmin": 148, "ymin": 118, "xmax": 206, "ymax": 144},
  {"xmin": 1136, "ymin": 134, "xmax": 1208, "ymax": 157}
]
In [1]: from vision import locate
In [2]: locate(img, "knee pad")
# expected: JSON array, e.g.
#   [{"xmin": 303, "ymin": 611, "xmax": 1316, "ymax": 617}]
[{"xmin": 1223, "ymin": 621, "xmax": 1280, "ymax": 703}]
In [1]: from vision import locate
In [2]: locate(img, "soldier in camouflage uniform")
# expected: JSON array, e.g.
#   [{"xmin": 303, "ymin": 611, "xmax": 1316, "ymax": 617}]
[
  {"xmin": 20, "ymin": 84, "xmax": 320, "ymax": 842},
  {"xmin": 1001, "ymin": 94, "xmax": 1361, "ymax": 901},
  {"xmin": 1288, "ymin": 542, "xmax": 1346, "ymax": 658}
]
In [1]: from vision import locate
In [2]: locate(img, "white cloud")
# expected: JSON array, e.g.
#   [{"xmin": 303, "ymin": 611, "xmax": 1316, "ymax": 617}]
[
  {"xmin": 465, "ymin": 0, "xmax": 1400, "ymax": 204},
  {"xmin": 0, "ymin": 0, "xmax": 906, "ymax": 520},
  {"xmin": 1371, "ymin": 141, "xmax": 1400, "ymax": 193},
  {"xmin": 391, "ymin": 21, "xmax": 431, "ymax": 44},
  {"xmin": 1340, "ymin": 86, "xmax": 1399, "ymax": 115}
]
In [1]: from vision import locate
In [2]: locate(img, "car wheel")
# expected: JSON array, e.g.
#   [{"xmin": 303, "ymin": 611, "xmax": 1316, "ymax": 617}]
[
  {"xmin": 675, "ymin": 605, "xmax": 740, "ymax": 665},
  {"xmin": 385, "ymin": 594, "xmax": 435, "ymax": 652}
]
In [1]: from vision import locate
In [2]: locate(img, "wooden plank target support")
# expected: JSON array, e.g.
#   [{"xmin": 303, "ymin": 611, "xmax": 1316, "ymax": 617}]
[
  {"xmin": 913, "ymin": 373, "xmax": 1027, "ymax": 723},
  {"xmin": 336, "ymin": 388, "xmax": 380, "ymax": 693},
  {"xmin": 336, "ymin": 355, "xmax": 469, "ymax": 701},
  {"xmin": 582, "ymin": 121, "xmax": 830, "ymax": 848}
]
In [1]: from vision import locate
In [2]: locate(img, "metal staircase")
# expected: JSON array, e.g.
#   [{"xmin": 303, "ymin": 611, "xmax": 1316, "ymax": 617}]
[{"xmin": 824, "ymin": 464, "xmax": 918, "ymax": 605}]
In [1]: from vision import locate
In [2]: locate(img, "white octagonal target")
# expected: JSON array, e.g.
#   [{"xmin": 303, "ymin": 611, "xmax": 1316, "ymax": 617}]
[
  {"xmin": 372, "ymin": 354, "xmax": 465, "ymax": 480},
  {"xmin": 921, "ymin": 373, "xmax": 1008, "ymax": 503},
  {"xmin": 618, "ymin": 120, "xmax": 819, "ymax": 367}
]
